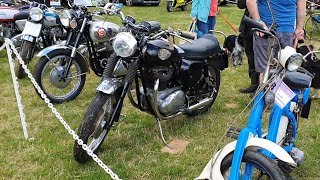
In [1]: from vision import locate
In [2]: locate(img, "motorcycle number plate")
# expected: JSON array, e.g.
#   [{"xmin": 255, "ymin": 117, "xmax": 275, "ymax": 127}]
[{"xmin": 22, "ymin": 21, "xmax": 42, "ymax": 37}]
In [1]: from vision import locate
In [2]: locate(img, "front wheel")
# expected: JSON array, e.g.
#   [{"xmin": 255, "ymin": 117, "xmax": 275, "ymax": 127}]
[
  {"xmin": 33, "ymin": 49, "xmax": 87, "ymax": 103},
  {"xmin": 186, "ymin": 65, "xmax": 221, "ymax": 116},
  {"xmin": 304, "ymin": 13, "xmax": 320, "ymax": 40},
  {"xmin": 166, "ymin": 1, "xmax": 174, "ymax": 12},
  {"xmin": 74, "ymin": 92, "xmax": 118, "ymax": 164},
  {"xmin": 220, "ymin": 150, "xmax": 285, "ymax": 179},
  {"xmin": 16, "ymin": 41, "xmax": 33, "ymax": 79}
]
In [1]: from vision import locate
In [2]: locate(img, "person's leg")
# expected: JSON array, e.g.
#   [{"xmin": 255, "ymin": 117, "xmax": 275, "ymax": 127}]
[
  {"xmin": 239, "ymin": 31, "xmax": 259, "ymax": 93},
  {"xmin": 196, "ymin": 20, "xmax": 209, "ymax": 37},
  {"xmin": 207, "ymin": 16, "xmax": 216, "ymax": 33}
]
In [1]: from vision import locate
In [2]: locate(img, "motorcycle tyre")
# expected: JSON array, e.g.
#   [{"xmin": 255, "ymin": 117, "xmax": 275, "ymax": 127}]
[
  {"xmin": 33, "ymin": 49, "xmax": 87, "ymax": 104},
  {"xmin": 74, "ymin": 92, "xmax": 118, "ymax": 164},
  {"xmin": 220, "ymin": 150, "xmax": 285, "ymax": 180},
  {"xmin": 181, "ymin": 4, "xmax": 188, "ymax": 11},
  {"xmin": 186, "ymin": 65, "xmax": 220, "ymax": 116},
  {"xmin": 16, "ymin": 41, "xmax": 33, "ymax": 79},
  {"xmin": 166, "ymin": 1, "xmax": 174, "ymax": 12}
]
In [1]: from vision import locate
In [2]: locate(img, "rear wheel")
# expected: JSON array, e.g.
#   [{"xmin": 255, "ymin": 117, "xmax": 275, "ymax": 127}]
[
  {"xmin": 305, "ymin": 13, "xmax": 320, "ymax": 40},
  {"xmin": 186, "ymin": 65, "xmax": 220, "ymax": 116},
  {"xmin": 16, "ymin": 41, "xmax": 33, "ymax": 79},
  {"xmin": 126, "ymin": 0, "xmax": 133, "ymax": 6},
  {"xmin": 220, "ymin": 150, "xmax": 285, "ymax": 179},
  {"xmin": 74, "ymin": 92, "xmax": 118, "ymax": 163}
]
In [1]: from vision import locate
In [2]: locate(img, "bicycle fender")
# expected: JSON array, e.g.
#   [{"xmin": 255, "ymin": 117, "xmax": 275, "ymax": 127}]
[
  {"xmin": 196, "ymin": 138, "xmax": 296, "ymax": 180},
  {"xmin": 96, "ymin": 78, "xmax": 122, "ymax": 95}
]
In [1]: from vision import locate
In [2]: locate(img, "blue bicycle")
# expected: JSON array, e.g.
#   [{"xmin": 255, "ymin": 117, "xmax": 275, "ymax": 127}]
[{"xmin": 197, "ymin": 16, "xmax": 318, "ymax": 179}]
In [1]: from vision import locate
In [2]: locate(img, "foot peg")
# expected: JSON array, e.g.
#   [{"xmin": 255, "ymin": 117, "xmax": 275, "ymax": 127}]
[{"xmin": 226, "ymin": 126, "xmax": 242, "ymax": 139}]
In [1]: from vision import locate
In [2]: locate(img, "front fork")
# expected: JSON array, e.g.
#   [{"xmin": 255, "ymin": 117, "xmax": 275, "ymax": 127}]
[{"xmin": 103, "ymin": 59, "xmax": 139, "ymax": 130}]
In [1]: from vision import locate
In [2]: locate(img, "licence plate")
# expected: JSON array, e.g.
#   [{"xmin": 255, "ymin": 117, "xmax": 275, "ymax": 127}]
[{"xmin": 22, "ymin": 21, "xmax": 42, "ymax": 37}]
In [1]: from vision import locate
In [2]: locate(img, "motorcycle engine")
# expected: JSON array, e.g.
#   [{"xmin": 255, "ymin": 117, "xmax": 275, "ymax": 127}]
[
  {"xmin": 140, "ymin": 87, "xmax": 186, "ymax": 116},
  {"xmin": 0, "ymin": 23, "xmax": 12, "ymax": 39},
  {"xmin": 43, "ymin": 27, "xmax": 64, "ymax": 38}
]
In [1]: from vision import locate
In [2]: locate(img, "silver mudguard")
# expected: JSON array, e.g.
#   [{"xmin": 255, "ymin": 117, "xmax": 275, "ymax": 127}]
[
  {"xmin": 196, "ymin": 137, "xmax": 297, "ymax": 180},
  {"xmin": 10, "ymin": 34, "xmax": 24, "ymax": 48},
  {"xmin": 96, "ymin": 78, "xmax": 122, "ymax": 94},
  {"xmin": 36, "ymin": 44, "xmax": 69, "ymax": 57}
]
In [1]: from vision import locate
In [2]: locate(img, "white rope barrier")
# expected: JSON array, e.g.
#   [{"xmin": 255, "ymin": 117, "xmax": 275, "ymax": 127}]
[{"xmin": 2, "ymin": 39, "xmax": 121, "ymax": 180}]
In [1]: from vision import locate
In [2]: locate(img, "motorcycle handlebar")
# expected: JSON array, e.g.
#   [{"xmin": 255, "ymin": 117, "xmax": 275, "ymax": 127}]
[
  {"xmin": 179, "ymin": 32, "xmax": 196, "ymax": 40},
  {"xmin": 242, "ymin": 16, "xmax": 265, "ymax": 31}
]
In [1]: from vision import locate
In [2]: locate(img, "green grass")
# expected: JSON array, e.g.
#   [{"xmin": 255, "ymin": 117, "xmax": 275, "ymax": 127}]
[{"xmin": 1, "ymin": 1, "xmax": 320, "ymax": 179}]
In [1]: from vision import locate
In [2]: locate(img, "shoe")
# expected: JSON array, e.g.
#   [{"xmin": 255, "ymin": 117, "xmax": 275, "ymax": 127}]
[{"xmin": 239, "ymin": 85, "xmax": 258, "ymax": 94}]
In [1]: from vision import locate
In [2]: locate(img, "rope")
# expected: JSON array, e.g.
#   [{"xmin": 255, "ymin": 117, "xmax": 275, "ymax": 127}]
[{"xmin": 218, "ymin": 11, "xmax": 238, "ymax": 34}]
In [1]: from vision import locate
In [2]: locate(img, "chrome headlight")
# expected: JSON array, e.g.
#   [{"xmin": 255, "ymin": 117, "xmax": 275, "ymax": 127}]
[
  {"xmin": 30, "ymin": 7, "xmax": 43, "ymax": 21},
  {"xmin": 278, "ymin": 46, "xmax": 303, "ymax": 72},
  {"xmin": 60, "ymin": 10, "xmax": 72, "ymax": 28},
  {"xmin": 113, "ymin": 32, "xmax": 137, "ymax": 58}
]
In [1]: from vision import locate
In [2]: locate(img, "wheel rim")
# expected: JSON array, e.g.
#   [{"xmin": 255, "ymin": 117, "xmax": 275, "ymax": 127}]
[
  {"xmin": 305, "ymin": 15, "xmax": 320, "ymax": 40},
  {"xmin": 87, "ymin": 97, "xmax": 114, "ymax": 151},
  {"xmin": 222, "ymin": 162, "xmax": 271, "ymax": 179},
  {"xmin": 40, "ymin": 55, "xmax": 83, "ymax": 100}
]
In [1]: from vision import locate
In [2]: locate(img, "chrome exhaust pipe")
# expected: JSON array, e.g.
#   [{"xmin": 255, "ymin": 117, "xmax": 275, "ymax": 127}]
[
  {"xmin": 153, "ymin": 79, "xmax": 182, "ymax": 120},
  {"xmin": 186, "ymin": 98, "xmax": 214, "ymax": 112}
]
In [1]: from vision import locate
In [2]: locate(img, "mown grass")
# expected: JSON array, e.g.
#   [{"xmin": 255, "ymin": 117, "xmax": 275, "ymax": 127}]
[{"xmin": 0, "ymin": 1, "xmax": 320, "ymax": 179}]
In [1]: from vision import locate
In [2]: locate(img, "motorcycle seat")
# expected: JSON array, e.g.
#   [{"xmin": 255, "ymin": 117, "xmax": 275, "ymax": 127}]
[
  {"xmin": 14, "ymin": 11, "xmax": 29, "ymax": 20},
  {"xmin": 283, "ymin": 71, "xmax": 312, "ymax": 90},
  {"xmin": 140, "ymin": 21, "xmax": 161, "ymax": 33},
  {"xmin": 178, "ymin": 34, "xmax": 221, "ymax": 59}
]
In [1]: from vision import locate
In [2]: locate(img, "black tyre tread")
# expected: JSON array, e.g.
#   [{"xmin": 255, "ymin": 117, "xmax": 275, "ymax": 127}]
[
  {"xmin": 16, "ymin": 41, "xmax": 33, "ymax": 79},
  {"xmin": 74, "ymin": 93, "xmax": 110, "ymax": 163},
  {"xmin": 221, "ymin": 150, "xmax": 286, "ymax": 180},
  {"xmin": 186, "ymin": 65, "xmax": 221, "ymax": 116},
  {"xmin": 33, "ymin": 49, "xmax": 87, "ymax": 104}
]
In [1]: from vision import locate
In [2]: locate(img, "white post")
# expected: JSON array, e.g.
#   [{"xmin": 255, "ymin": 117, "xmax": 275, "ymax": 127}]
[{"xmin": 5, "ymin": 40, "xmax": 29, "ymax": 139}]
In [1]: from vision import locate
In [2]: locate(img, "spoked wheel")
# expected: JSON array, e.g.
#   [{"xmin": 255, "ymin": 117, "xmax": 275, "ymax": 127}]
[
  {"xmin": 33, "ymin": 49, "xmax": 87, "ymax": 103},
  {"xmin": 186, "ymin": 65, "xmax": 220, "ymax": 116},
  {"xmin": 16, "ymin": 41, "xmax": 33, "ymax": 79},
  {"xmin": 166, "ymin": 1, "xmax": 174, "ymax": 12},
  {"xmin": 305, "ymin": 13, "xmax": 320, "ymax": 40},
  {"xmin": 74, "ymin": 92, "xmax": 118, "ymax": 164},
  {"xmin": 220, "ymin": 150, "xmax": 285, "ymax": 180}
]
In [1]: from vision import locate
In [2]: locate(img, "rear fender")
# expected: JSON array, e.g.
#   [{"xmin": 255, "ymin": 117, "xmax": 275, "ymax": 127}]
[{"xmin": 196, "ymin": 137, "xmax": 296, "ymax": 180}]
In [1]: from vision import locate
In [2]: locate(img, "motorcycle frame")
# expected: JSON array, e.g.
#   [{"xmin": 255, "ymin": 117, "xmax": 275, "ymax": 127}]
[{"xmin": 228, "ymin": 35, "xmax": 311, "ymax": 179}]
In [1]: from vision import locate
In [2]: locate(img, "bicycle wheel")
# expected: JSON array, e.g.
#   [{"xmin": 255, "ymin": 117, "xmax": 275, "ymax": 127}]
[{"xmin": 305, "ymin": 13, "xmax": 320, "ymax": 40}]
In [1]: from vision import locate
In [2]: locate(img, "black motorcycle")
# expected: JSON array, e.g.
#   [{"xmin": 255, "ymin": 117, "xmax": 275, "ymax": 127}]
[
  {"xmin": 73, "ymin": 5, "xmax": 228, "ymax": 163},
  {"xmin": 33, "ymin": 4, "xmax": 121, "ymax": 103}
]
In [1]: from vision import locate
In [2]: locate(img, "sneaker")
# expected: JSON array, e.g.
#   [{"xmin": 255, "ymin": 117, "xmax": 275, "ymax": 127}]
[{"xmin": 239, "ymin": 85, "xmax": 258, "ymax": 94}]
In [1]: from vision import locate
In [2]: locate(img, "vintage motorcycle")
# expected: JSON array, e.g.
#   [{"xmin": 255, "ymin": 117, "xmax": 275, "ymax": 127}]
[
  {"xmin": 17, "ymin": 1, "xmax": 66, "ymax": 78},
  {"xmin": 73, "ymin": 4, "xmax": 228, "ymax": 163},
  {"xmin": 166, "ymin": 0, "xmax": 192, "ymax": 12},
  {"xmin": 0, "ymin": 0, "xmax": 30, "ymax": 46},
  {"xmin": 33, "ymin": 4, "xmax": 122, "ymax": 103}
]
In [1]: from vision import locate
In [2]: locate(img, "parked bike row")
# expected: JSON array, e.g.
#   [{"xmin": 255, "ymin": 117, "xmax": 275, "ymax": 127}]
[{"xmin": 1, "ymin": 1, "xmax": 319, "ymax": 179}]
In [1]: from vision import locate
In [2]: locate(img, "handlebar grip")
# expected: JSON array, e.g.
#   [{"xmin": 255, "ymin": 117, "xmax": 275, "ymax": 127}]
[
  {"xmin": 180, "ymin": 32, "xmax": 196, "ymax": 40},
  {"xmin": 242, "ymin": 16, "xmax": 265, "ymax": 30}
]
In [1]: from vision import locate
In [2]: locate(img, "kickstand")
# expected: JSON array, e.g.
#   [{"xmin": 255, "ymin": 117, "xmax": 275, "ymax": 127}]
[{"xmin": 155, "ymin": 118, "xmax": 174, "ymax": 149}]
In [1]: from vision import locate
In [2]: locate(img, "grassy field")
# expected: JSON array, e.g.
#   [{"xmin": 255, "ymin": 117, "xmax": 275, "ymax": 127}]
[{"xmin": 1, "ymin": 1, "xmax": 320, "ymax": 179}]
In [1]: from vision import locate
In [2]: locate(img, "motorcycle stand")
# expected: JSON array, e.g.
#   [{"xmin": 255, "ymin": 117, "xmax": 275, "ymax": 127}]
[{"xmin": 155, "ymin": 118, "xmax": 174, "ymax": 149}]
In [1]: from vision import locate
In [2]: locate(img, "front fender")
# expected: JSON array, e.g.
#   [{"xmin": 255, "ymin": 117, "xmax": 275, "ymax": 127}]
[
  {"xmin": 97, "ymin": 78, "xmax": 123, "ymax": 95},
  {"xmin": 196, "ymin": 138, "xmax": 297, "ymax": 180},
  {"xmin": 36, "ymin": 44, "xmax": 70, "ymax": 57}
]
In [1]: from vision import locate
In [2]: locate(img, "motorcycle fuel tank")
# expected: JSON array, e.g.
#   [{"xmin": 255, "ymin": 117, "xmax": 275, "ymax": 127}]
[
  {"xmin": 89, "ymin": 21, "xmax": 120, "ymax": 42},
  {"xmin": 43, "ymin": 11, "xmax": 60, "ymax": 27},
  {"xmin": 0, "ymin": 6, "xmax": 19, "ymax": 22}
]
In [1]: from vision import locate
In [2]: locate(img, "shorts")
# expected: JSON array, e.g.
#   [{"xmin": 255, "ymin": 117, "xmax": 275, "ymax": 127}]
[{"xmin": 253, "ymin": 32, "xmax": 294, "ymax": 73}]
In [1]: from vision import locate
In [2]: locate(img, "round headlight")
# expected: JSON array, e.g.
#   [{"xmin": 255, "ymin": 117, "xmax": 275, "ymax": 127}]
[
  {"xmin": 278, "ymin": 46, "xmax": 303, "ymax": 71},
  {"xmin": 30, "ymin": 7, "xmax": 43, "ymax": 21},
  {"xmin": 112, "ymin": 32, "xmax": 137, "ymax": 58},
  {"xmin": 60, "ymin": 10, "xmax": 72, "ymax": 27}
]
